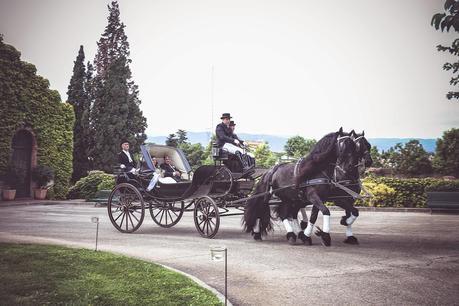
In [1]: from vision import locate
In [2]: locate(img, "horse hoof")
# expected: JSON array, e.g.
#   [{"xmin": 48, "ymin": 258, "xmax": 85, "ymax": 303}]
[
  {"xmin": 300, "ymin": 220, "xmax": 308, "ymax": 230},
  {"xmin": 298, "ymin": 232, "xmax": 312, "ymax": 245},
  {"xmin": 320, "ymin": 232, "xmax": 331, "ymax": 247},
  {"xmin": 343, "ymin": 236, "xmax": 359, "ymax": 245},
  {"xmin": 340, "ymin": 216, "xmax": 348, "ymax": 226},
  {"xmin": 253, "ymin": 232, "xmax": 262, "ymax": 241},
  {"xmin": 286, "ymin": 232, "xmax": 297, "ymax": 245}
]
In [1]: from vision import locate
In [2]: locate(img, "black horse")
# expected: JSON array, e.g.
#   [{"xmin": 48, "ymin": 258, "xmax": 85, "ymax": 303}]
[
  {"xmin": 243, "ymin": 128, "xmax": 358, "ymax": 246},
  {"xmin": 306, "ymin": 130, "xmax": 373, "ymax": 245}
]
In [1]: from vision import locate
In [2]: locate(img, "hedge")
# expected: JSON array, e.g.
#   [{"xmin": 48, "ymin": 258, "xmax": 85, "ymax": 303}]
[
  {"xmin": 356, "ymin": 177, "xmax": 459, "ymax": 208},
  {"xmin": 67, "ymin": 171, "xmax": 114, "ymax": 200},
  {"xmin": 0, "ymin": 38, "xmax": 74, "ymax": 199}
]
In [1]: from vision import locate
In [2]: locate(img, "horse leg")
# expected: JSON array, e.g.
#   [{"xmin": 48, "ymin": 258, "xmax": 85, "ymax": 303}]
[
  {"xmin": 296, "ymin": 204, "xmax": 312, "ymax": 245},
  {"xmin": 299, "ymin": 207, "xmax": 308, "ymax": 230},
  {"xmin": 279, "ymin": 201, "xmax": 296, "ymax": 245},
  {"xmin": 253, "ymin": 218, "xmax": 262, "ymax": 241},
  {"xmin": 337, "ymin": 200, "xmax": 359, "ymax": 245},
  {"xmin": 307, "ymin": 192, "xmax": 331, "ymax": 247}
]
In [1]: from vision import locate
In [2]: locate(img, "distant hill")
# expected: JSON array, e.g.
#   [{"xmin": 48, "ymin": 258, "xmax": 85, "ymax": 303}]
[{"xmin": 147, "ymin": 132, "xmax": 437, "ymax": 153}]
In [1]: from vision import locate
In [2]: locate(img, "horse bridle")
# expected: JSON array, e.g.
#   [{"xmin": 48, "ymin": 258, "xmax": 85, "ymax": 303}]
[{"xmin": 353, "ymin": 135, "xmax": 370, "ymax": 173}]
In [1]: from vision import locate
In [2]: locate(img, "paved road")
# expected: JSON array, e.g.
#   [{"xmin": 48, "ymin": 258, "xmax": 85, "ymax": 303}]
[{"xmin": 0, "ymin": 203, "xmax": 458, "ymax": 305}]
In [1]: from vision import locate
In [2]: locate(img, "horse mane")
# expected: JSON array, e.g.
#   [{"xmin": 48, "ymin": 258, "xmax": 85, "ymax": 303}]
[{"xmin": 308, "ymin": 132, "xmax": 338, "ymax": 162}]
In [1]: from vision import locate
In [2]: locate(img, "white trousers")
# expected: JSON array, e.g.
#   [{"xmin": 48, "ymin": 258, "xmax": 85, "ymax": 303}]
[{"xmin": 222, "ymin": 143, "xmax": 254, "ymax": 157}]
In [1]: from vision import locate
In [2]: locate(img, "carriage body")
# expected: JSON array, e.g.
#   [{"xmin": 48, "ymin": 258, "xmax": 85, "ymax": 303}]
[{"xmin": 107, "ymin": 144, "xmax": 258, "ymax": 238}]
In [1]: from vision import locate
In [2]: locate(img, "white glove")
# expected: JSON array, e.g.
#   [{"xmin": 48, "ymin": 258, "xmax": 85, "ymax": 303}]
[
  {"xmin": 234, "ymin": 139, "xmax": 240, "ymax": 145},
  {"xmin": 120, "ymin": 164, "xmax": 126, "ymax": 169},
  {"xmin": 130, "ymin": 168, "xmax": 139, "ymax": 174}
]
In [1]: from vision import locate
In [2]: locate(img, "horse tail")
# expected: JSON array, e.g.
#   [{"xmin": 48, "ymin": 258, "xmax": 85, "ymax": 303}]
[{"xmin": 242, "ymin": 166, "xmax": 275, "ymax": 234}]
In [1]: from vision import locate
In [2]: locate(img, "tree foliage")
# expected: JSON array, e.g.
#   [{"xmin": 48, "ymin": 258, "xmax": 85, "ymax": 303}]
[
  {"xmin": 433, "ymin": 128, "xmax": 459, "ymax": 176},
  {"xmin": 284, "ymin": 136, "xmax": 317, "ymax": 158},
  {"xmin": 89, "ymin": 1, "xmax": 147, "ymax": 172},
  {"xmin": 254, "ymin": 143, "xmax": 277, "ymax": 168},
  {"xmin": 67, "ymin": 46, "xmax": 90, "ymax": 181},
  {"xmin": 432, "ymin": 0, "xmax": 459, "ymax": 100},
  {"xmin": 381, "ymin": 140, "xmax": 432, "ymax": 175},
  {"xmin": 370, "ymin": 146, "xmax": 383, "ymax": 167}
]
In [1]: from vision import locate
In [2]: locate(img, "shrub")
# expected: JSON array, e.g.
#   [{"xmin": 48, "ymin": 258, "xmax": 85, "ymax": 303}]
[
  {"xmin": 67, "ymin": 171, "xmax": 114, "ymax": 200},
  {"xmin": 358, "ymin": 177, "xmax": 459, "ymax": 208},
  {"xmin": 357, "ymin": 181, "xmax": 396, "ymax": 207},
  {"xmin": 31, "ymin": 165, "xmax": 54, "ymax": 189},
  {"xmin": 97, "ymin": 175, "xmax": 115, "ymax": 191}
]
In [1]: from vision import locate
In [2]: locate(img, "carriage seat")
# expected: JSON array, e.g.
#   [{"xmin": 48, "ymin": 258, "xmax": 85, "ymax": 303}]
[{"xmin": 212, "ymin": 142, "xmax": 229, "ymax": 161}]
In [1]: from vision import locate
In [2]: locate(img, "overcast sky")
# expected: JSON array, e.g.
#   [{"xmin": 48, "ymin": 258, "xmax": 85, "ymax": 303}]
[{"xmin": 1, "ymin": 0, "xmax": 458, "ymax": 139}]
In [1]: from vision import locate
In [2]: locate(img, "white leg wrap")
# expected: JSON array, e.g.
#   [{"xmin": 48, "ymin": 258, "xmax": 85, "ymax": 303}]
[
  {"xmin": 300, "ymin": 208, "xmax": 308, "ymax": 221},
  {"xmin": 323, "ymin": 215, "xmax": 330, "ymax": 233},
  {"xmin": 346, "ymin": 214, "xmax": 357, "ymax": 225},
  {"xmin": 292, "ymin": 219, "xmax": 301, "ymax": 235},
  {"xmin": 282, "ymin": 219, "xmax": 294, "ymax": 233},
  {"xmin": 253, "ymin": 218, "xmax": 260, "ymax": 233},
  {"xmin": 346, "ymin": 225, "xmax": 353, "ymax": 237},
  {"xmin": 304, "ymin": 222, "xmax": 314, "ymax": 237}
]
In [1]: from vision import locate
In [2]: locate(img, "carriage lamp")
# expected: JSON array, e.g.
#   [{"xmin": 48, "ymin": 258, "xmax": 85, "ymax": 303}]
[
  {"xmin": 210, "ymin": 245, "xmax": 227, "ymax": 305},
  {"xmin": 91, "ymin": 217, "xmax": 99, "ymax": 251}
]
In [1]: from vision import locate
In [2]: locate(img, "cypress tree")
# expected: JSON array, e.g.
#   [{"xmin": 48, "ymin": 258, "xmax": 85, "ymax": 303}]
[
  {"xmin": 90, "ymin": 1, "xmax": 147, "ymax": 172},
  {"xmin": 67, "ymin": 45, "xmax": 89, "ymax": 181}
]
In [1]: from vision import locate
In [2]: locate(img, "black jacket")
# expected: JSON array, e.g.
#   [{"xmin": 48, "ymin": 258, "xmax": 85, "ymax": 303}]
[
  {"xmin": 118, "ymin": 151, "xmax": 136, "ymax": 171},
  {"xmin": 216, "ymin": 123, "xmax": 235, "ymax": 147},
  {"xmin": 160, "ymin": 163, "xmax": 181, "ymax": 181}
]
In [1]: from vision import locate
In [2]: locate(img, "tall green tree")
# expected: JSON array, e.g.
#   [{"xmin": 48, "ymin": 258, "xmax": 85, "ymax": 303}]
[
  {"xmin": 176, "ymin": 129, "xmax": 188, "ymax": 145},
  {"xmin": 165, "ymin": 133, "xmax": 178, "ymax": 147},
  {"xmin": 382, "ymin": 140, "xmax": 432, "ymax": 175},
  {"xmin": 370, "ymin": 146, "xmax": 383, "ymax": 167},
  {"xmin": 284, "ymin": 136, "xmax": 317, "ymax": 158},
  {"xmin": 90, "ymin": 1, "xmax": 147, "ymax": 172},
  {"xmin": 432, "ymin": 0, "xmax": 459, "ymax": 100},
  {"xmin": 67, "ymin": 45, "xmax": 89, "ymax": 181},
  {"xmin": 433, "ymin": 128, "xmax": 459, "ymax": 176}
]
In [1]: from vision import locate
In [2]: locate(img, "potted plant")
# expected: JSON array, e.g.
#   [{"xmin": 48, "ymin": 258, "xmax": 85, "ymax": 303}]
[
  {"xmin": 31, "ymin": 165, "xmax": 54, "ymax": 200},
  {"xmin": 3, "ymin": 166, "xmax": 20, "ymax": 201}
]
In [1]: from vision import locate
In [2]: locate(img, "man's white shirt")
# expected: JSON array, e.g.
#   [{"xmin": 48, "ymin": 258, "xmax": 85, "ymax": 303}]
[{"xmin": 123, "ymin": 150, "xmax": 133, "ymax": 163}]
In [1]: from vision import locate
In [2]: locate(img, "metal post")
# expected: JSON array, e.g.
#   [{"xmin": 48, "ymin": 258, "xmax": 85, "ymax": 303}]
[
  {"xmin": 225, "ymin": 248, "xmax": 227, "ymax": 306},
  {"xmin": 95, "ymin": 221, "xmax": 99, "ymax": 251}
]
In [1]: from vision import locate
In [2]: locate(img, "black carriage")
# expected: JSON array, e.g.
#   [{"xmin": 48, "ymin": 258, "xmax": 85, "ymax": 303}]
[{"xmin": 107, "ymin": 144, "xmax": 259, "ymax": 238}]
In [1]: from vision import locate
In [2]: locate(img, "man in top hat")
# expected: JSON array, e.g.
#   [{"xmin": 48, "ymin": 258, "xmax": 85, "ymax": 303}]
[
  {"xmin": 118, "ymin": 140, "xmax": 136, "ymax": 173},
  {"xmin": 229, "ymin": 120, "xmax": 244, "ymax": 146},
  {"xmin": 216, "ymin": 113, "xmax": 251, "ymax": 170}
]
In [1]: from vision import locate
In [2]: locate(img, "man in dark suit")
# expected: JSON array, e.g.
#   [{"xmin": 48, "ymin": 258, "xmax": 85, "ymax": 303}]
[
  {"xmin": 160, "ymin": 155, "xmax": 182, "ymax": 182},
  {"xmin": 118, "ymin": 140, "xmax": 136, "ymax": 173}
]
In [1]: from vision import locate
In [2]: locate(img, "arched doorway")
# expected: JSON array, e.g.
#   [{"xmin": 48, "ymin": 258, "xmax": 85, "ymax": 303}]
[{"xmin": 11, "ymin": 130, "xmax": 34, "ymax": 198}]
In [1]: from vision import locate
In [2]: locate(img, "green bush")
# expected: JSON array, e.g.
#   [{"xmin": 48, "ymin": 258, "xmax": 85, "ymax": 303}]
[
  {"xmin": 97, "ymin": 175, "xmax": 115, "ymax": 191},
  {"xmin": 425, "ymin": 180, "xmax": 459, "ymax": 192},
  {"xmin": 67, "ymin": 171, "xmax": 114, "ymax": 199},
  {"xmin": 31, "ymin": 165, "xmax": 54, "ymax": 188},
  {"xmin": 356, "ymin": 181, "xmax": 396, "ymax": 207},
  {"xmin": 358, "ymin": 177, "xmax": 459, "ymax": 208}
]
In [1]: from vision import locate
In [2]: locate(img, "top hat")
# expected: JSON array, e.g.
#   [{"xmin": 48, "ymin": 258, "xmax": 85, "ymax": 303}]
[
  {"xmin": 220, "ymin": 113, "xmax": 232, "ymax": 119},
  {"xmin": 120, "ymin": 139, "xmax": 130, "ymax": 146},
  {"xmin": 229, "ymin": 120, "xmax": 236, "ymax": 126}
]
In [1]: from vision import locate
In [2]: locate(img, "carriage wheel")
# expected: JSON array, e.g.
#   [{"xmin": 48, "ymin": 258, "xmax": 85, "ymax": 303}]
[
  {"xmin": 193, "ymin": 196, "xmax": 220, "ymax": 238},
  {"xmin": 214, "ymin": 166, "xmax": 234, "ymax": 195},
  {"xmin": 107, "ymin": 183, "xmax": 145, "ymax": 233},
  {"xmin": 149, "ymin": 200, "xmax": 184, "ymax": 228}
]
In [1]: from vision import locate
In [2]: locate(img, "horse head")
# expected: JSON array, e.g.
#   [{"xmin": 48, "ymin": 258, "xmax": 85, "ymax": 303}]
[
  {"xmin": 334, "ymin": 129, "xmax": 358, "ymax": 181},
  {"xmin": 350, "ymin": 130, "xmax": 373, "ymax": 173}
]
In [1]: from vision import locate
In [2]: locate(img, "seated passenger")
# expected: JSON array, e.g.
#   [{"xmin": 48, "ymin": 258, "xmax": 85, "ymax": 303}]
[
  {"xmin": 160, "ymin": 155, "xmax": 183, "ymax": 182},
  {"xmin": 229, "ymin": 120, "xmax": 255, "ymax": 168}
]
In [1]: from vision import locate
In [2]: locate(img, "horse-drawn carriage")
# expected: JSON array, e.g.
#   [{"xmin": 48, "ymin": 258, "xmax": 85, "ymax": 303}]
[
  {"xmin": 108, "ymin": 130, "xmax": 373, "ymax": 245},
  {"xmin": 107, "ymin": 143, "xmax": 259, "ymax": 238}
]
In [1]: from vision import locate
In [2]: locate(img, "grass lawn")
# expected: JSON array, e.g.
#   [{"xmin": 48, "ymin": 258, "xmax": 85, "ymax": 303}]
[{"xmin": 0, "ymin": 243, "xmax": 222, "ymax": 305}]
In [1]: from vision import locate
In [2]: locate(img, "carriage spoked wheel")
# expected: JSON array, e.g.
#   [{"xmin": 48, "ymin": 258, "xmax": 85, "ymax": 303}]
[
  {"xmin": 149, "ymin": 200, "xmax": 184, "ymax": 228},
  {"xmin": 107, "ymin": 183, "xmax": 145, "ymax": 233},
  {"xmin": 193, "ymin": 196, "xmax": 220, "ymax": 238}
]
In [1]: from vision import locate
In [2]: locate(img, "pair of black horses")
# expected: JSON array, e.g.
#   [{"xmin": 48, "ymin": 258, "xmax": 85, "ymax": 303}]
[{"xmin": 243, "ymin": 128, "xmax": 373, "ymax": 246}]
